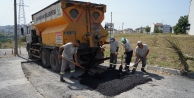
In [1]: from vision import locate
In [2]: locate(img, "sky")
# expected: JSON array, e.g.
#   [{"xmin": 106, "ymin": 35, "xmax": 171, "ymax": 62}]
[{"xmin": 0, "ymin": 0, "xmax": 191, "ymax": 30}]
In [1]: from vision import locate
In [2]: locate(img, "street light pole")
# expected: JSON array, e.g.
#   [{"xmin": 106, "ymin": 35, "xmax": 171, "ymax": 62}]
[
  {"xmin": 110, "ymin": 12, "xmax": 112, "ymax": 36},
  {"xmin": 14, "ymin": 0, "xmax": 18, "ymax": 55}
]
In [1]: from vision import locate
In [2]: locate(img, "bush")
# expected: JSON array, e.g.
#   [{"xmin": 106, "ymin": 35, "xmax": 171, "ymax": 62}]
[
  {"xmin": 140, "ymin": 30, "xmax": 143, "ymax": 33},
  {"xmin": 0, "ymin": 38, "xmax": 9, "ymax": 43},
  {"xmin": 19, "ymin": 36, "xmax": 26, "ymax": 42},
  {"xmin": 159, "ymin": 30, "xmax": 163, "ymax": 33}
]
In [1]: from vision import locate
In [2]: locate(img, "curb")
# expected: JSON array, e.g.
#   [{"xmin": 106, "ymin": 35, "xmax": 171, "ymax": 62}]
[
  {"xmin": 116, "ymin": 59, "xmax": 182, "ymax": 75},
  {"xmin": 147, "ymin": 66, "xmax": 182, "ymax": 75}
]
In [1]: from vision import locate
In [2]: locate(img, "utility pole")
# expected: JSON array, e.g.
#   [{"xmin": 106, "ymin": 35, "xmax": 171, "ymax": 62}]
[
  {"xmin": 110, "ymin": 12, "xmax": 112, "ymax": 36},
  {"xmin": 122, "ymin": 22, "xmax": 124, "ymax": 33},
  {"xmin": 118, "ymin": 27, "xmax": 121, "ymax": 33},
  {"xmin": 14, "ymin": 0, "xmax": 18, "ymax": 55}
]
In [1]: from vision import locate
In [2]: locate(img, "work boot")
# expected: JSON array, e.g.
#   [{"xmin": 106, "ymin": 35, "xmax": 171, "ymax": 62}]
[
  {"xmin": 141, "ymin": 68, "xmax": 147, "ymax": 73},
  {"xmin": 107, "ymin": 67, "xmax": 113, "ymax": 70},
  {"xmin": 70, "ymin": 76, "xmax": 78, "ymax": 80},
  {"xmin": 126, "ymin": 68, "xmax": 130, "ymax": 72},
  {"xmin": 131, "ymin": 69, "xmax": 136, "ymax": 74},
  {"xmin": 60, "ymin": 78, "xmax": 66, "ymax": 82}
]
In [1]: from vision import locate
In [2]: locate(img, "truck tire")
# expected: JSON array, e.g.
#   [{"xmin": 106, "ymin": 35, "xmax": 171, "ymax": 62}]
[
  {"xmin": 28, "ymin": 50, "xmax": 34, "ymax": 59},
  {"xmin": 50, "ymin": 51, "xmax": 61, "ymax": 72},
  {"xmin": 26, "ymin": 43, "xmax": 34, "ymax": 59},
  {"xmin": 41, "ymin": 49, "xmax": 51, "ymax": 68}
]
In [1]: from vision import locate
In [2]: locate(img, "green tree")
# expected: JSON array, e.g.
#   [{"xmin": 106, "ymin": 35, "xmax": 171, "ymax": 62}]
[
  {"xmin": 154, "ymin": 27, "xmax": 159, "ymax": 33},
  {"xmin": 173, "ymin": 15, "xmax": 188, "ymax": 34},
  {"xmin": 106, "ymin": 30, "xmax": 109, "ymax": 39},
  {"xmin": 140, "ymin": 30, "xmax": 143, "ymax": 33},
  {"xmin": 159, "ymin": 30, "xmax": 163, "ymax": 33},
  {"xmin": 145, "ymin": 26, "xmax": 150, "ymax": 34}
]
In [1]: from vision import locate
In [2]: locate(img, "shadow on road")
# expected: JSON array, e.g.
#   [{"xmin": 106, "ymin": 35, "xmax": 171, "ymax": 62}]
[{"xmin": 99, "ymin": 65, "xmax": 165, "ymax": 80}]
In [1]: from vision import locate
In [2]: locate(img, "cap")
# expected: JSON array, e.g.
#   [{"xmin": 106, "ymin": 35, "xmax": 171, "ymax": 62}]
[
  {"xmin": 121, "ymin": 38, "xmax": 126, "ymax": 44},
  {"xmin": 137, "ymin": 41, "xmax": 142, "ymax": 44},
  {"xmin": 110, "ymin": 36, "xmax": 114, "ymax": 40}
]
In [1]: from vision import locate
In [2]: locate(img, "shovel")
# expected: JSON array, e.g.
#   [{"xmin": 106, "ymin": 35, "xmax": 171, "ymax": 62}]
[
  {"xmin": 62, "ymin": 57, "xmax": 97, "ymax": 75},
  {"xmin": 62, "ymin": 57, "xmax": 88, "ymax": 70},
  {"xmin": 125, "ymin": 59, "xmax": 141, "ymax": 70}
]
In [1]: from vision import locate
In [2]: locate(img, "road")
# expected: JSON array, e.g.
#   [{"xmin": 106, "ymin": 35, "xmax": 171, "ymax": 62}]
[{"xmin": 0, "ymin": 48, "xmax": 194, "ymax": 98}]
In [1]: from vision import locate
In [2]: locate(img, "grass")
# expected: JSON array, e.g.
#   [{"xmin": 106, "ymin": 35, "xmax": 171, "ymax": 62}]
[
  {"xmin": 104, "ymin": 33, "xmax": 194, "ymax": 72},
  {"xmin": 0, "ymin": 41, "xmax": 26, "ymax": 49}
]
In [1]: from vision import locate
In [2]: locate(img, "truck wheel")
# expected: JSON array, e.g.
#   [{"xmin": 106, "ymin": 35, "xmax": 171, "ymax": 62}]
[
  {"xmin": 41, "ymin": 49, "xmax": 51, "ymax": 68},
  {"xmin": 28, "ymin": 50, "xmax": 34, "ymax": 59},
  {"xmin": 27, "ymin": 43, "xmax": 34, "ymax": 59},
  {"xmin": 50, "ymin": 51, "xmax": 61, "ymax": 72}
]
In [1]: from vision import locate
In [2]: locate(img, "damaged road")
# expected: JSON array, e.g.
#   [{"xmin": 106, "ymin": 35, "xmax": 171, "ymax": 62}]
[{"xmin": 21, "ymin": 61, "xmax": 194, "ymax": 98}]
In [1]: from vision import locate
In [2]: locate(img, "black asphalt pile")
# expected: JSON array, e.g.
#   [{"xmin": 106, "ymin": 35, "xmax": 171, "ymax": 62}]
[{"xmin": 79, "ymin": 70, "xmax": 152, "ymax": 96}]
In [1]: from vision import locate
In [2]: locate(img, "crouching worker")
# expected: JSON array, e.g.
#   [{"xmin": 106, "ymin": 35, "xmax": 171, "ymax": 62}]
[
  {"xmin": 107, "ymin": 36, "xmax": 119, "ymax": 70},
  {"xmin": 131, "ymin": 41, "xmax": 149, "ymax": 74},
  {"xmin": 58, "ymin": 40, "xmax": 80, "ymax": 82},
  {"xmin": 121, "ymin": 37, "xmax": 133, "ymax": 72}
]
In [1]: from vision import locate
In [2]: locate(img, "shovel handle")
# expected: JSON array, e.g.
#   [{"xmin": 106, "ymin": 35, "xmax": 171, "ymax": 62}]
[
  {"xmin": 130, "ymin": 60, "xmax": 141, "ymax": 67},
  {"xmin": 62, "ymin": 57, "xmax": 86, "ymax": 70}
]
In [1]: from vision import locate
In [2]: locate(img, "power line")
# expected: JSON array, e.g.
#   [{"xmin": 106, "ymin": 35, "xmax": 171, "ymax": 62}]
[{"xmin": 18, "ymin": 0, "xmax": 28, "ymax": 35}]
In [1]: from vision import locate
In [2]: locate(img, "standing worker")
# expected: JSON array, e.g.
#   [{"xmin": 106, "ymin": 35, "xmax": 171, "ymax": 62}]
[
  {"xmin": 131, "ymin": 41, "xmax": 149, "ymax": 74},
  {"xmin": 107, "ymin": 36, "xmax": 119, "ymax": 70},
  {"xmin": 121, "ymin": 37, "xmax": 133, "ymax": 71},
  {"xmin": 58, "ymin": 40, "xmax": 81, "ymax": 82}
]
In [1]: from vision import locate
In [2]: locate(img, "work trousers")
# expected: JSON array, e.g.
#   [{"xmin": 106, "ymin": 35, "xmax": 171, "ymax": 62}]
[
  {"xmin": 109, "ymin": 53, "xmax": 117, "ymax": 68},
  {"xmin": 133, "ymin": 56, "xmax": 146, "ymax": 69},
  {"xmin": 60, "ymin": 58, "xmax": 75, "ymax": 79},
  {"xmin": 125, "ymin": 50, "xmax": 133, "ymax": 66}
]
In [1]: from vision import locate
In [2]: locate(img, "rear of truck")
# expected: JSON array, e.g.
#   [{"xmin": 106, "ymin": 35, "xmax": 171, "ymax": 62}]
[{"xmin": 26, "ymin": 0, "xmax": 109, "ymax": 72}]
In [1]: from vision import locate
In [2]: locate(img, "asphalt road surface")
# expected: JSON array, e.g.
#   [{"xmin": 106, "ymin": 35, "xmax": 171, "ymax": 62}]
[
  {"xmin": 20, "ymin": 61, "xmax": 194, "ymax": 98},
  {"xmin": 0, "ymin": 49, "xmax": 194, "ymax": 98}
]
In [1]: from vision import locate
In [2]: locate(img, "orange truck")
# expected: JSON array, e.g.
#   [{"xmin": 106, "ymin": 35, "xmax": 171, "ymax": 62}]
[{"xmin": 25, "ymin": 0, "xmax": 109, "ymax": 72}]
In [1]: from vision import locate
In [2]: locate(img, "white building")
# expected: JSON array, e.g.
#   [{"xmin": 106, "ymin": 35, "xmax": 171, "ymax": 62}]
[
  {"xmin": 188, "ymin": 0, "xmax": 194, "ymax": 35},
  {"xmin": 150, "ymin": 23, "xmax": 163, "ymax": 33},
  {"xmin": 135, "ymin": 27, "xmax": 146, "ymax": 33},
  {"xmin": 125, "ymin": 28, "xmax": 133, "ymax": 33},
  {"xmin": 150, "ymin": 23, "xmax": 171, "ymax": 34}
]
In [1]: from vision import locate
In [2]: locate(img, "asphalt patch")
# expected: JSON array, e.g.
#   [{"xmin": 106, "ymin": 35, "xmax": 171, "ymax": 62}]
[{"xmin": 79, "ymin": 70, "xmax": 152, "ymax": 96}]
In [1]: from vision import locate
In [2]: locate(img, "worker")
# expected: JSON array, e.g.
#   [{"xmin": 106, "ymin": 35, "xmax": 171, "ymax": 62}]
[
  {"xmin": 121, "ymin": 37, "xmax": 133, "ymax": 71},
  {"xmin": 58, "ymin": 40, "xmax": 80, "ymax": 82},
  {"xmin": 131, "ymin": 41, "xmax": 149, "ymax": 74},
  {"xmin": 107, "ymin": 36, "xmax": 119, "ymax": 70}
]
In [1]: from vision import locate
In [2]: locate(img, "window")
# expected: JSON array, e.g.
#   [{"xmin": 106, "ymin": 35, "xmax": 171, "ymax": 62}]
[
  {"xmin": 70, "ymin": 9, "xmax": 78, "ymax": 18},
  {"xmin": 93, "ymin": 12, "xmax": 100, "ymax": 20}
]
